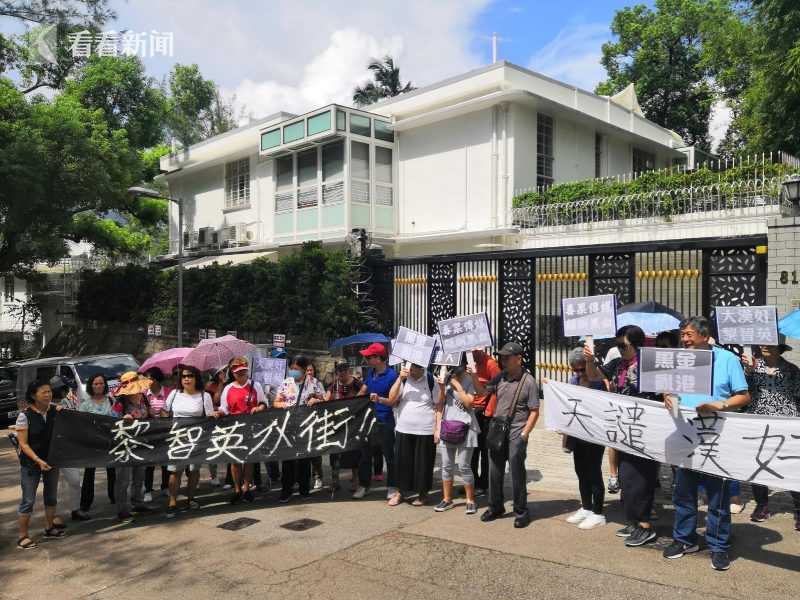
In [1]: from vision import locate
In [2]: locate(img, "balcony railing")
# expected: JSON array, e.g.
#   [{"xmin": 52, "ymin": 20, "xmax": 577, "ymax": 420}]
[{"xmin": 511, "ymin": 177, "xmax": 786, "ymax": 230}]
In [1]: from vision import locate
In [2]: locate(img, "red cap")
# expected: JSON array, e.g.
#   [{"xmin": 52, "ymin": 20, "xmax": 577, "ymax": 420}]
[{"xmin": 359, "ymin": 342, "xmax": 387, "ymax": 358}]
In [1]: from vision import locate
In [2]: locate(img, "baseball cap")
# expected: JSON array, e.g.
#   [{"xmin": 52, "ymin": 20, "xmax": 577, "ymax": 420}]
[
  {"xmin": 359, "ymin": 342, "xmax": 387, "ymax": 358},
  {"xmin": 230, "ymin": 356, "xmax": 249, "ymax": 373},
  {"xmin": 497, "ymin": 342, "xmax": 525, "ymax": 356}
]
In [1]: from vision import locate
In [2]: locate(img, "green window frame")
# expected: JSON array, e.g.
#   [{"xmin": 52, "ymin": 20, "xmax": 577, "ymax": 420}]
[
  {"xmin": 307, "ymin": 111, "xmax": 331, "ymax": 136},
  {"xmin": 261, "ymin": 128, "xmax": 280, "ymax": 151},
  {"xmin": 283, "ymin": 121, "xmax": 305, "ymax": 144},
  {"xmin": 350, "ymin": 114, "xmax": 371, "ymax": 137},
  {"xmin": 374, "ymin": 120, "xmax": 394, "ymax": 142}
]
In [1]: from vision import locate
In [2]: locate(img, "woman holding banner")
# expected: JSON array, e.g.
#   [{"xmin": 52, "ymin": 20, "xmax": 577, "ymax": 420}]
[
  {"xmin": 586, "ymin": 325, "xmax": 660, "ymax": 548},
  {"xmin": 324, "ymin": 361, "xmax": 364, "ymax": 491},
  {"xmin": 564, "ymin": 347, "xmax": 607, "ymax": 530}
]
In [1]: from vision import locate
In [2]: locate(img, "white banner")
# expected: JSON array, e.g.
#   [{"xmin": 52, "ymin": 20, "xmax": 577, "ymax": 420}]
[{"xmin": 544, "ymin": 381, "xmax": 800, "ymax": 492}]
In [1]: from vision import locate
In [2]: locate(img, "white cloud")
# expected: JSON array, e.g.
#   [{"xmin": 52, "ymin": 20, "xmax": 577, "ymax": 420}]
[
  {"xmin": 708, "ymin": 100, "xmax": 732, "ymax": 153},
  {"xmin": 528, "ymin": 23, "xmax": 611, "ymax": 92},
  {"xmin": 113, "ymin": 0, "xmax": 489, "ymax": 118}
]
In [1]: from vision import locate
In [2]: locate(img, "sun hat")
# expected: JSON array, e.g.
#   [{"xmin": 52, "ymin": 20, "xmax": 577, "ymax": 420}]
[{"xmin": 113, "ymin": 371, "xmax": 153, "ymax": 397}]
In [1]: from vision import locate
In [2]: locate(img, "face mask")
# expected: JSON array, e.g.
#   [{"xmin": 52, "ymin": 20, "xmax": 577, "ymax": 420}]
[{"xmin": 288, "ymin": 369, "xmax": 303, "ymax": 380}]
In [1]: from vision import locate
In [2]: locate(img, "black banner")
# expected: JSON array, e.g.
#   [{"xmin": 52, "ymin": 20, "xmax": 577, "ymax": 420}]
[{"xmin": 48, "ymin": 397, "xmax": 376, "ymax": 468}]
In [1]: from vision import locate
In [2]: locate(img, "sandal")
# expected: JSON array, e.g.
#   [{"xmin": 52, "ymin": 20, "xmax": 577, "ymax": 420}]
[
  {"xmin": 17, "ymin": 536, "xmax": 37, "ymax": 550},
  {"xmin": 43, "ymin": 526, "xmax": 65, "ymax": 538},
  {"xmin": 387, "ymin": 492, "xmax": 402, "ymax": 507}
]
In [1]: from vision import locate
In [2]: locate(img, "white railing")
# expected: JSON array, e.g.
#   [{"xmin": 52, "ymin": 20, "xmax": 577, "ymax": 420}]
[{"xmin": 511, "ymin": 177, "xmax": 785, "ymax": 230}]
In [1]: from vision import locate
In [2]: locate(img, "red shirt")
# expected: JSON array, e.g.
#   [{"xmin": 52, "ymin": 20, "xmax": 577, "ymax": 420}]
[
  {"xmin": 224, "ymin": 384, "xmax": 258, "ymax": 415},
  {"xmin": 473, "ymin": 356, "xmax": 501, "ymax": 410}
]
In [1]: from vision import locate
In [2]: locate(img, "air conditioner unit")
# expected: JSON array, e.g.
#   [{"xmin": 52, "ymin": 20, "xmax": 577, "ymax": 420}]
[{"xmin": 235, "ymin": 223, "xmax": 253, "ymax": 245}]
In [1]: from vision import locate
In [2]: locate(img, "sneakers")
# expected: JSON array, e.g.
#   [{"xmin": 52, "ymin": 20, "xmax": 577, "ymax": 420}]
[
  {"xmin": 750, "ymin": 503, "xmax": 770, "ymax": 523},
  {"xmin": 352, "ymin": 486, "xmax": 368, "ymax": 499},
  {"xmin": 165, "ymin": 505, "xmax": 178, "ymax": 519},
  {"xmin": 607, "ymin": 476, "xmax": 620, "ymax": 494},
  {"xmin": 434, "ymin": 500, "xmax": 454, "ymax": 512},
  {"xmin": 313, "ymin": 477, "xmax": 323, "ymax": 490},
  {"xmin": 711, "ymin": 551, "xmax": 731, "ymax": 571},
  {"xmin": 625, "ymin": 526, "xmax": 657, "ymax": 547},
  {"xmin": 513, "ymin": 512, "xmax": 530, "ymax": 528},
  {"xmin": 465, "ymin": 502, "xmax": 477, "ymax": 515},
  {"xmin": 663, "ymin": 540, "xmax": 700, "ymax": 559},
  {"xmin": 616, "ymin": 524, "xmax": 634, "ymax": 538},
  {"xmin": 143, "ymin": 492, "xmax": 153, "ymax": 503},
  {"xmin": 730, "ymin": 502, "xmax": 745, "ymax": 514},
  {"xmin": 566, "ymin": 508, "xmax": 592, "ymax": 524},
  {"xmin": 278, "ymin": 493, "xmax": 292, "ymax": 504},
  {"xmin": 223, "ymin": 483, "xmax": 232, "ymax": 491},
  {"xmin": 186, "ymin": 499, "xmax": 200, "ymax": 510},
  {"xmin": 578, "ymin": 513, "xmax": 606, "ymax": 530},
  {"xmin": 480, "ymin": 508, "xmax": 502, "ymax": 522}
]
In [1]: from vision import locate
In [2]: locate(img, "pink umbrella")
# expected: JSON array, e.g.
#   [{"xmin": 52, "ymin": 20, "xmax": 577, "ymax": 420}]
[
  {"xmin": 138, "ymin": 347, "xmax": 192, "ymax": 375},
  {"xmin": 183, "ymin": 335, "xmax": 256, "ymax": 372}
]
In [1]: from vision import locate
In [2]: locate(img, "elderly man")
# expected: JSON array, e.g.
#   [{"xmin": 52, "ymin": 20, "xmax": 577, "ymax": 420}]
[
  {"xmin": 663, "ymin": 316, "xmax": 751, "ymax": 571},
  {"xmin": 474, "ymin": 342, "xmax": 539, "ymax": 528}
]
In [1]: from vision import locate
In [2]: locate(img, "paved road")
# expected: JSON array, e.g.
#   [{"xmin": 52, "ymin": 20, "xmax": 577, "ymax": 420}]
[{"xmin": 0, "ymin": 422, "xmax": 797, "ymax": 600}]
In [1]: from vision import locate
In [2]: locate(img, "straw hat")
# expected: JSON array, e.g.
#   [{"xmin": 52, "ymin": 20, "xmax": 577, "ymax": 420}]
[{"xmin": 113, "ymin": 371, "xmax": 153, "ymax": 397}]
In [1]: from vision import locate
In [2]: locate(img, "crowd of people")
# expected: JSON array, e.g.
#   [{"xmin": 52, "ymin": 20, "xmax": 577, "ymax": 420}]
[{"xmin": 10, "ymin": 316, "xmax": 800, "ymax": 573}]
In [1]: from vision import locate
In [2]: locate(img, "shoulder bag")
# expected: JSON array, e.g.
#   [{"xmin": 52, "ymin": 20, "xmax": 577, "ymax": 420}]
[{"xmin": 485, "ymin": 373, "xmax": 529, "ymax": 454}]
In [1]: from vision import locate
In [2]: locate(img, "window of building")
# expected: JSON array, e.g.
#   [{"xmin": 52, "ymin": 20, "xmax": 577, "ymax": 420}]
[
  {"xmin": 351, "ymin": 141, "xmax": 370, "ymax": 204},
  {"xmin": 296, "ymin": 149, "xmax": 318, "ymax": 209},
  {"xmin": 350, "ymin": 114, "xmax": 371, "ymax": 137},
  {"xmin": 4, "ymin": 276, "xmax": 13, "ymax": 301},
  {"xmin": 322, "ymin": 141, "xmax": 344, "ymax": 205},
  {"xmin": 224, "ymin": 158, "xmax": 250, "ymax": 209},
  {"xmin": 633, "ymin": 148, "xmax": 656, "ymax": 174},
  {"xmin": 595, "ymin": 132, "xmax": 603, "ymax": 178},
  {"xmin": 336, "ymin": 110, "xmax": 346, "ymax": 131},
  {"xmin": 537, "ymin": 113, "xmax": 554, "ymax": 188},
  {"xmin": 375, "ymin": 146, "xmax": 393, "ymax": 206},
  {"xmin": 261, "ymin": 128, "xmax": 280, "ymax": 151},
  {"xmin": 283, "ymin": 121, "xmax": 304, "ymax": 143},
  {"xmin": 275, "ymin": 155, "xmax": 293, "ymax": 213},
  {"xmin": 307, "ymin": 111, "xmax": 331, "ymax": 136},
  {"xmin": 374, "ymin": 120, "xmax": 394, "ymax": 142}
]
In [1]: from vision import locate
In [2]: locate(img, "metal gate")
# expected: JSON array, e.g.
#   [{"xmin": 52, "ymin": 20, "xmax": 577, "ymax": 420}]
[{"xmin": 389, "ymin": 237, "xmax": 766, "ymax": 382}]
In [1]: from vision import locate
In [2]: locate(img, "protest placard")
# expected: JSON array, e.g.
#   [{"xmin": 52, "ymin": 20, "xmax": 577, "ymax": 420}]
[
  {"xmin": 715, "ymin": 305, "xmax": 779, "ymax": 347},
  {"xmin": 561, "ymin": 294, "xmax": 617, "ymax": 340},
  {"xmin": 437, "ymin": 313, "xmax": 493, "ymax": 354},
  {"xmin": 251, "ymin": 355, "xmax": 287, "ymax": 388},
  {"xmin": 639, "ymin": 346, "xmax": 713, "ymax": 396},
  {"xmin": 390, "ymin": 327, "xmax": 437, "ymax": 368}
]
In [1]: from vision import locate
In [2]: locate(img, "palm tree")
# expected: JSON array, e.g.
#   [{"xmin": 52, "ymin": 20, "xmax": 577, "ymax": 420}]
[{"xmin": 352, "ymin": 56, "xmax": 415, "ymax": 107}]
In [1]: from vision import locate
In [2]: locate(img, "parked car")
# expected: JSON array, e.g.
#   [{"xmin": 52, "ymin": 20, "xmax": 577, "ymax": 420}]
[
  {"xmin": 10, "ymin": 354, "xmax": 140, "ymax": 412},
  {"xmin": 0, "ymin": 364, "xmax": 18, "ymax": 423}
]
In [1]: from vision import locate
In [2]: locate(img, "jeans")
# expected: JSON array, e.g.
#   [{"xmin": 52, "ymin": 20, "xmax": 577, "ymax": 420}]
[
  {"xmin": 470, "ymin": 410, "xmax": 490, "ymax": 490},
  {"xmin": 115, "ymin": 466, "xmax": 146, "ymax": 514},
  {"xmin": 488, "ymin": 431, "xmax": 529, "ymax": 516},
  {"xmin": 440, "ymin": 444, "xmax": 474, "ymax": 485},
  {"xmin": 672, "ymin": 468, "xmax": 731, "ymax": 552},
  {"xmin": 572, "ymin": 439, "xmax": 605, "ymax": 515},
  {"xmin": 81, "ymin": 467, "xmax": 116, "ymax": 510},
  {"xmin": 19, "ymin": 465, "xmax": 59, "ymax": 515},
  {"xmin": 358, "ymin": 420, "xmax": 396, "ymax": 489}
]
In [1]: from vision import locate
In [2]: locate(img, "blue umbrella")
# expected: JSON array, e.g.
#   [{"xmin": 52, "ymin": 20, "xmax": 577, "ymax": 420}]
[
  {"xmin": 329, "ymin": 332, "xmax": 390, "ymax": 350},
  {"xmin": 778, "ymin": 309, "xmax": 800, "ymax": 339},
  {"xmin": 616, "ymin": 301, "xmax": 683, "ymax": 335}
]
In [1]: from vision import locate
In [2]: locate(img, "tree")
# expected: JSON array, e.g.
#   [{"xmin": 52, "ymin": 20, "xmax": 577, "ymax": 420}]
[
  {"xmin": 352, "ymin": 56, "xmax": 415, "ymax": 107},
  {"xmin": 596, "ymin": 0, "xmax": 741, "ymax": 149},
  {"xmin": 166, "ymin": 63, "xmax": 237, "ymax": 148}
]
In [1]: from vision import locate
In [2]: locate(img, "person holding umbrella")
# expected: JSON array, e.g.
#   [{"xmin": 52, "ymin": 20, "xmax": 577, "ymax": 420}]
[{"xmin": 217, "ymin": 357, "xmax": 268, "ymax": 503}]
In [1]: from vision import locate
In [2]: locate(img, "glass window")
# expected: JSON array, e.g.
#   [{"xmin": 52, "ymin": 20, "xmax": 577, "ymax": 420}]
[
  {"xmin": 224, "ymin": 158, "xmax": 250, "ymax": 209},
  {"xmin": 276, "ymin": 156, "xmax": 293, "ymax": 191},
  {"xmin": 633, "ymin": 148, "xmax": 656, "ymax": 174},
  {"xmin": 336, "ymin": 109, "xmax": 346, "ymax": 131},
  {"xmin": 375, "ymin": 147, "xmax": 392, "ymax": 183},
  {"xmin": 74, "ymin": 356, "xmax": 140, "ymax": 384},
  {"xmin": 261, "ymin": 128, "xmax": 280, "ymax": 151},
  {"xmin": 351, "ymin": 141, "xmax": 370, "ymax": 180},
  {"xmin": 283, "ymin": 121, "xmax": 304, "ymax": 143},
  {"xmin": 307, "ymin": 111, "xmax": 331, "ymax": 136},
  {"xmin": 374, "ymin": 120, "xmax": 394, "ymax": 142},
  {"xmin": 537, "ymin": 113, "xmax": 554, "ymax": 188},
  {"xmin": 322, "ymin": 141, "xmax": 344, "ymax": 181},
  {"xmin": 350, "ymin": 114, "xmax": 371, "ymax": 137},
  {"xmin": 297, "ymin": 149, "xmax": 317, "ymax": 187}
]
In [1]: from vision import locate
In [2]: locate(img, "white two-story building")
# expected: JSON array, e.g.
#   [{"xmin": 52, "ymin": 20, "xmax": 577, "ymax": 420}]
[{"xmin": 159, "ymin": 60, "xmax": 689, "ymax": 264}]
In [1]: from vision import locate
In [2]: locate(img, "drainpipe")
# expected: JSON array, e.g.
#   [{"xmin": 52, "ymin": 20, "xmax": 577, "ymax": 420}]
[{"xmin": 490, "ymin": 106, "xmax": 498, "ymax": 229}]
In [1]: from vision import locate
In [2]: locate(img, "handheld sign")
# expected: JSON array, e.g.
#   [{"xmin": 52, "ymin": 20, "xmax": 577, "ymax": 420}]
[
  {"xmin": 562, "ymin": 295, "xmax": 618, "ymax": 353},
  {"xmin": 390, "ymin": 327, "xmax": 437, "ymax": 369},
  {"xmin": 251, "ymin": 355, "xmax": 287, "ymax": 389},
  {"xmin": 638, "ymin": 347, "xmax": 713, "ymax": 406},
  {"xmin": 715, "ymin": 306, "xmax": 778, "ymax": 349},
  {"xmin": 437, "ymin": 313, "xmax": 493, "ymax": 354},
  {"xmin": 388, "ymin": 339, "xmax": 402, "ymax": 367}
]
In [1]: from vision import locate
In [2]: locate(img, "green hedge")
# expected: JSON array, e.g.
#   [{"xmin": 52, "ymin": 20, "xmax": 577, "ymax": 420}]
[
  {"xmin": 77, "ymin": 242, "xmax": 361, "ymax": 344},
  {"xmin": 512, "ymin": 162, "xmax": 790, "ymax": 209}
]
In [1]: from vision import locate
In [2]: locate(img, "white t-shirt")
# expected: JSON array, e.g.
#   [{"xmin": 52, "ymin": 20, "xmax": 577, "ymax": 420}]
[
  {"xmin": 394, "ymin": 374, "xmax": 439, "ymax": 436},
  {"xmin": 165, "ymin": 390, "xmax": 214, "ymax": 418}
]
